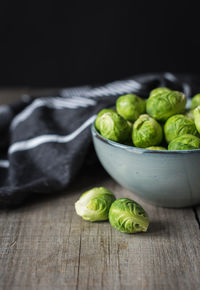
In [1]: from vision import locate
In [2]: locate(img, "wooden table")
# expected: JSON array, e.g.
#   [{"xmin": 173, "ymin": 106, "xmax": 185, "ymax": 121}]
[{"xmin": 0, "ymin": 89, "xmax": 200, "ymax": 290}]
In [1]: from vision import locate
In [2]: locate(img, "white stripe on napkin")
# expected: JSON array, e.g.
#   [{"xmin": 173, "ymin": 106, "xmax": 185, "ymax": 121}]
[
  {"xmin": 11, "ymin": 97, "xmax": 97, "ymax": 129},
  {"xmin": 9, "ymin": 115, "xmax": 96, "ymax": 154},
  {"xmin": 0, "ymin": 160, "xmax": 9, "ymax": 168}
]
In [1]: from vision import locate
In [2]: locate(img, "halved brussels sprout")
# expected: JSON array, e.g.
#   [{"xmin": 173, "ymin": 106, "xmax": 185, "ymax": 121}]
[
  {"xmin": 146, "ymin": 146, "xmax": 167, "ymax": 150},
  {"xmin": 116, "ymin": 93, "xmax": 146, "ymax": 122},
  {"xmin": 132, "ymin": 114, "xmax": 163, "ymax": 148},
  {"xmin": 146, "ymin": 88, "xmax": 186, "ymax": 122},
  {"xmin": 98, "ymin": 111, "xmax": 131, "ymax": 143},
  {"xmin": 95, "ymin": 108, "xmax": 116, "ymax": 132},
  {"xmin": 164, "ymin": 114, "xmax": 198, "ymax": 143},
  {"xmin": 75, "ymin": 187, "xmax": 116, "ymax": 222},
  {"xmin": 193, "ymin": 105, "xmax": 200, "ymax": 134},
  {"xmin": 191, "ymin": 93, "xmax": 200, "ymax": 110},
  {"xmin": 109, "ymin": 198, "xmax": 149, "ymax": 234},
  {"xmin": 168, "ymin": 134, "xmax": 200, "ymax": 150}
]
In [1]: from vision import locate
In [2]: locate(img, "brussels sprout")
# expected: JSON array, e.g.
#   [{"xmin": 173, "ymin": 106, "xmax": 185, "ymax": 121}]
[
  {"xmin": 185, "ymin": 109, "xmax": 194, "ymax": 120},
  {"xmin": 116, "ymin": 94, "xmax": 146, "ymax": 122},
  {"xmin": 164, "ymin": 114, "xmax": 198, "ymax": 143},
  {"xmin": 95, "ymin": 108, "xmax": 116, "ymax": 132},
  {"xmin": 149, "ymin": 87, "xmax": 171, "ymax": 97},
  {"xmin": 75, "ymin": 187, "xmax": 116, "ymax": 222},
  {"xmin": 98, "ymin": 111, "xmax": 131, "ymax": 143},
  {"xmin": 132, "ymin": 114, "xmax": 163, "ymax": 148},
  {"xmin": 146, "ymin": 146, "xmax": 167, "ymax": 150},
  {"xmin": 168, "ymin": 134, "xmax": 200, "ymax": 150},
  {"xmin": 109, "ymin": 198, "xmax": 149, "ymax": 234},
  {"xmin": 127, "ymin": 120, "xmax": 133, "ymax": 129},
  {"xmin": 193, "ymin": 105, "xmax": 200, "ymax": 134},
  {"xmin": 191, "ymin": 93, "xmax": 200, "ymax": 110},
  {"xmin": 146, "ymin": 88, "xmax": 186, "ymax": 122}
]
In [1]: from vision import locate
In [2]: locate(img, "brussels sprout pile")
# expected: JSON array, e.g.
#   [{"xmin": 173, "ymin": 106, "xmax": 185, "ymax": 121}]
[
  {"xmin": 75, "ymin": 187, "xmax": 149, "ymax": 234},
  {"xmin": 95, "ymin": 88, "xmax": 200, "ymax": 151}
]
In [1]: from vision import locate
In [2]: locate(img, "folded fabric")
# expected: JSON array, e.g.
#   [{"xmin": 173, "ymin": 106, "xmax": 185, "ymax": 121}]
[{"xmin": 0, "ymin": 73, "xmax": 199, "ymax": 207}]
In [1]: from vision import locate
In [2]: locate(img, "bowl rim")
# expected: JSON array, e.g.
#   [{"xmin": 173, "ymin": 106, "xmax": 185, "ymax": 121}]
[{"xmin": 91, "ymin": 123, "xmax": 200, "ymax": 155}]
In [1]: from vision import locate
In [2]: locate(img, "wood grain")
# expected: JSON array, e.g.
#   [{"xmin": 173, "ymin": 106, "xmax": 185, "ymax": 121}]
[
  {"xmin": 0, "ymin": 89, "xmax": 200, "ymax": 289},
  {"xmin": 195, "ymin": 207, "xmax": 200, "ymax": 229},
  {"xmin": 0, "ymin": 167, "xmax": 200, "ymax": 290}
]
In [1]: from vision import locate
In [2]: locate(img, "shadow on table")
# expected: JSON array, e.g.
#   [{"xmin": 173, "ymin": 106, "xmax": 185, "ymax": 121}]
[{"xmin": 147, "ymin": 220, "xmax": 167, "ymax": 235}]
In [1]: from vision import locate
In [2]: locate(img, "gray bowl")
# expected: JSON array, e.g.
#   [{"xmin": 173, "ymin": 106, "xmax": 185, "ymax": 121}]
[{"xmin": 91, "ymin": 124, "xmax": 200, "ymax": 208}]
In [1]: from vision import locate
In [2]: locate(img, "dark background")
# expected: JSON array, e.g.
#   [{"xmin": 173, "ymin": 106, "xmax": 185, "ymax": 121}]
[{"xmin": 0, "ymin": 2, "xmax": 199, "ymax": 87}]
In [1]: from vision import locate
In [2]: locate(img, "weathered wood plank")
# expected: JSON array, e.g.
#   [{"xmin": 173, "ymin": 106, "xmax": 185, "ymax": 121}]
[
  {"xmin": 196, "ymin": 207, "xmax": 200, "ymax": 228},
  {"xmin": 0, "ymin": 167, "xmax": 200, "ymax": 290}
]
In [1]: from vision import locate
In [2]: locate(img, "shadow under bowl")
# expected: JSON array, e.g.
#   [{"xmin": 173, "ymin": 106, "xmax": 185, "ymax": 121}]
[{"xmin": 91, "ymin": 124, "xmax": 200, "ymax": 208}]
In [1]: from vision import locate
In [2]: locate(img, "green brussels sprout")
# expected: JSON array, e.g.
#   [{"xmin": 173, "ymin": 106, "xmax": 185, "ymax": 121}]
[
  {"xmin": 191, "ymin": 93, "xmax": 200, "ymax": 110},
  {"xmin": 146, "ymin": 88, "xmax": 186, "ymax": 122},
  {"xmin": 132, "ymin": 114, "xmax": 163, "ymax": 148},
  {"xmin": 146, "ymin": 146, "xmax": 167, "ymax": 150},
  {"xmin": 109, "ymin": 198, "xmax": 149, "ymax": 234},
  {"xmin": 193, "ymin": 105, "xmax": 200, "ymax": 134},
  {"xmin": 149, "ymin": 87, "xmax": 171, "ymax": 97},
  {"xmin": 75, "ymin": 187, "xmax": 116, "ymax": 222},
  {"xmin": 98, "ymin": 111, "xmax": 131, "ymax": 143},
  {"xmin": 127, "ymin": 120, "xmax": 133, "ymax": 129},
  {"xmin": 116, "ymin": 94, "xmax": 146, "ymax": 122},
  {"xmin": 164, "ymin": 114, "xmax": 198, "ymax": 143},
  {"xmin": 95, "ymin": 108, "xmax": 115, "ymax": 132},
  {"xmin": 168, "ymin": 134, "xmax": 200, "ymax": 150},
  {"xmin": 185, "ymin": 109, "xmax": 194, "ymax": 120}
]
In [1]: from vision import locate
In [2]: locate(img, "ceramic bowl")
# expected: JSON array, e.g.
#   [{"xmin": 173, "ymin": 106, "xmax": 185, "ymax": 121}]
[{"xmin": 91, "ymin": 124, "xmax": 200, "ymax": 208}]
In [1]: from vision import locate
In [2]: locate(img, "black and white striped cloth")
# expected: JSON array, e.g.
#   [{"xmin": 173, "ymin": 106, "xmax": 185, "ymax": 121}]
[{"xmin": 0, "ymin": 73, "xmax": 199, "ymax": 207}]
